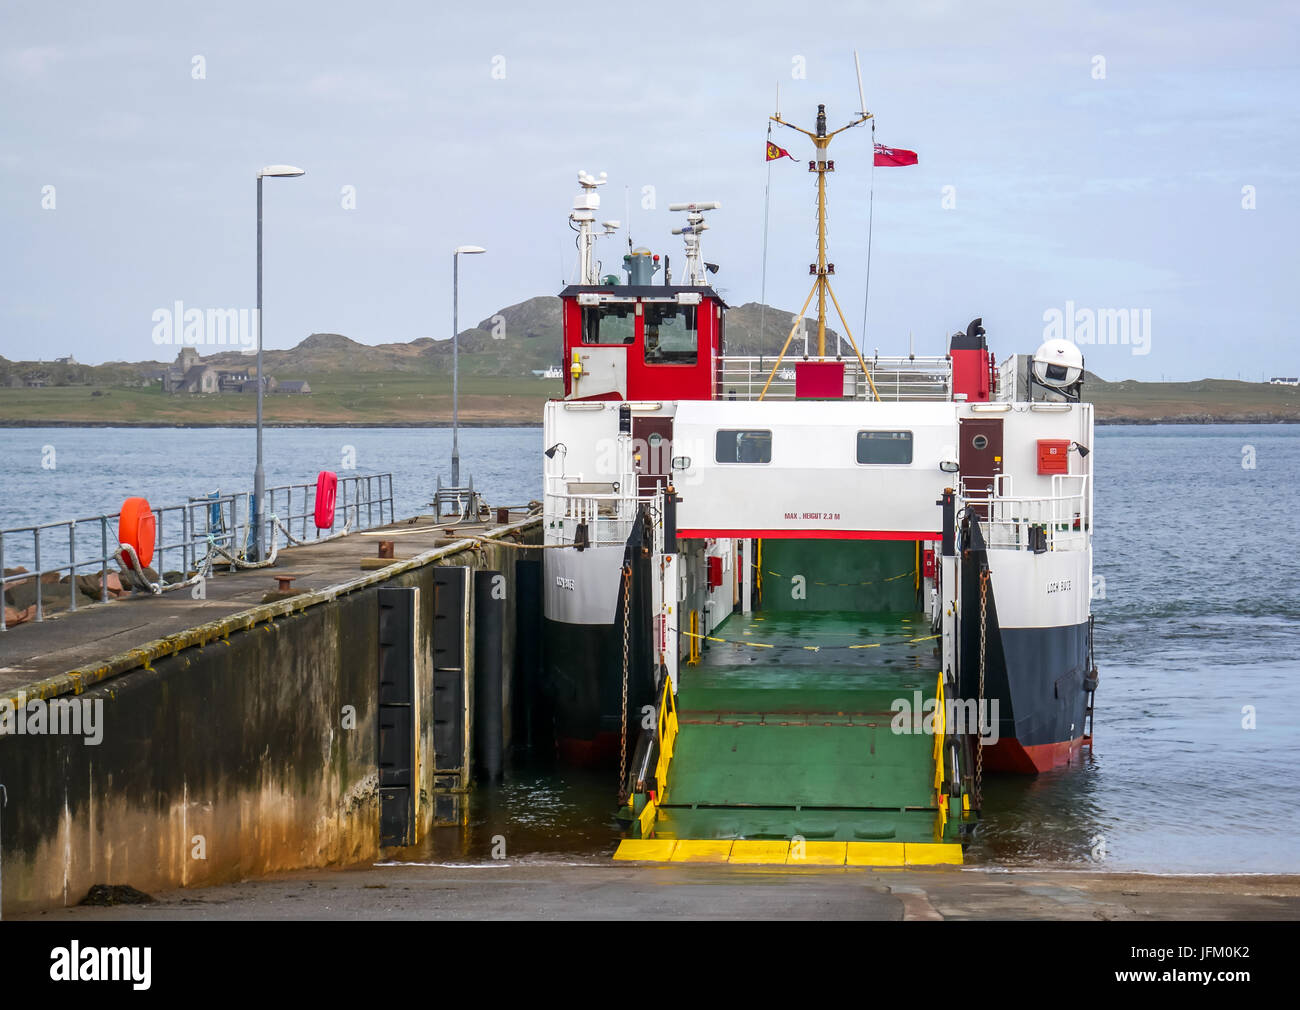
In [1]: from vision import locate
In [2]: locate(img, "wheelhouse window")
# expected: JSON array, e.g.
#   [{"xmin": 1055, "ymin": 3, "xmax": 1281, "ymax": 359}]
[
  {"xmin": 644, "ymin": 304, "xmax": 697, "ymax": 364},
  {"xmin": 581, "ymin": 303, "xmax": 636, "ymax": 345},
  {"xmin": 716, "ymin": 429, "xmax": 772, "ymax": 464},
  {"xmin": 856, "ymin": 430, "xmax": 913, "ymax": 464}
]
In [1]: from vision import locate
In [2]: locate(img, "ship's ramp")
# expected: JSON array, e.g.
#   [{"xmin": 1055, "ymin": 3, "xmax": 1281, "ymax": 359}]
[{"xmin": 617, "ymin": 611, "xmax": 964, "ymax": 865}]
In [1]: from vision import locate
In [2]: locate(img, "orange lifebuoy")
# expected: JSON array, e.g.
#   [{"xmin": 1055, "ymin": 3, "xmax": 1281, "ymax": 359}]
[
  {"xmin": 118, "ymin": 497, "xmax": 156, "ymax": 569},
  {"xmin": 314, "ymin": 471, "xmax": 338, "ymax": 529}
]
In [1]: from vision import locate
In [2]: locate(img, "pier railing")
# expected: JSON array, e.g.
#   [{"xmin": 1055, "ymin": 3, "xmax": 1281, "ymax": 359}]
[
  {"xmin": 718, "ymin": 354, "xmax": 952, "ymax": 401},
  {"xmin": 1, "ymin": 473, "xmax": 394, "ymax": 630}
]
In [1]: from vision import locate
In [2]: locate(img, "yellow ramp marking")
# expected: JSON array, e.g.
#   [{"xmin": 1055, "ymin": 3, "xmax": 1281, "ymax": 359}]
[
  {"xmin": 614, "ymin": 839, "xmax": 677, "ymax": 862},
  {"xmin": 669, "ymin": 840, "xmax": 735, "ymax": 863},
  {"xmin": 846, "ymin": 842, "xmax": 906, "ymax": 866},
  {"xmin": 904, "ymin": 843, "xmax": 963, "ymax": 866},
  {"xmin": 729, "ymin": 840, "xmax": 791, "ymax": 865},
  {"xmin": 789, "ymin": 841, "xmax": 847, "ymax": 866}
]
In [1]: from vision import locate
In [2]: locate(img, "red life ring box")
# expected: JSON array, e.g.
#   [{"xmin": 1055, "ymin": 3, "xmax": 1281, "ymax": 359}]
[
  {"xmin": 118, "ymin": 497, "xmax": 156, "ymax": 569},
  {"xmin": 314, "ymin": 471, "xmax": 338, "ymax": 529}
]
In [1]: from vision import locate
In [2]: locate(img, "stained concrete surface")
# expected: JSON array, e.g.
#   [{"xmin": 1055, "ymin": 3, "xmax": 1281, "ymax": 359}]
[{"xmin": 22, "ymin": 862, "xmax": 1300, "ymax": 921}]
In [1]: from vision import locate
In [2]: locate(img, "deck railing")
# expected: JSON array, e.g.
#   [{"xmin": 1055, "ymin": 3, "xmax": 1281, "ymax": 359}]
[
  {"xmin": 1, "ymin": 473, "xmax": 394, "ymax": 631},
  {"xmin": 718, "ymin": 354, "xmax": 952, "ymax": 401},
  {"xmin": 963, "ymin": 474, "xmax": 1091, "ymax": 552},
  {"xmin": 543, "ymin": 474, "xmax": 665, "ymax": 551}
]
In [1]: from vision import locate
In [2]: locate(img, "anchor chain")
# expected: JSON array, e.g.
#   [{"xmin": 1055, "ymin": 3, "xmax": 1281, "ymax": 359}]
[
  {"xmin": 977, "ymin": 569, "xmax": 989, "ymax": 810},
  {"xmin": 618, "ymin": 562, "xmax": 631, "ymax": 803}
]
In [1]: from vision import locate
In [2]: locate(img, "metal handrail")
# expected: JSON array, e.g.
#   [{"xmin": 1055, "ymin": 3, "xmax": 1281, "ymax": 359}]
[
  {"xmin": 718, "ymin": 354, "xmax": 952, "ymax": 401},
  {"xmin": 963, "ymin": 474, "xmax": 1090, "ymax": 551},
  {"xmin": 542, "ymin": 476, "xmax": 670, "ymax": 550},
  {"xmin": 1, "ymin": 473, "xmax": 394, "ymax": 631}
]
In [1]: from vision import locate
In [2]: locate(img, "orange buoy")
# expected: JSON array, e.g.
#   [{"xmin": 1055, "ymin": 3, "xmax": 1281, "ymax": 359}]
[
  {"xmin": 118, "ymin": 497, "xmax": 156, "ymax": 570},
  {"xmin": 314, "ymin": 471, "xmax": 338, "ymax": 529}
]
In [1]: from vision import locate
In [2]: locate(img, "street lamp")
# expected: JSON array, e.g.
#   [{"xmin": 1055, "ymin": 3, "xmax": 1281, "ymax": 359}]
[
  {"xmin": 451, "ymin": 245, "xmax": 486, "ymax": 488},
  {"xmin": 253, "ymin": 164, "xmax": 305, "ymax": 561}
]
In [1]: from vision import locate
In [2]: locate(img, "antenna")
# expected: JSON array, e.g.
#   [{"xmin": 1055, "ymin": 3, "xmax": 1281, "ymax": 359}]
[
  {"xmin": 669, "ymin": 202, "xmax": 721, "ymax": 285},
  {"xmin": 853, "ymin": 50, "xmax": 868, "ymax": 117},
  {"xmin": 570, "ymin": 170, "xmax": 608, "ymax": 285}
]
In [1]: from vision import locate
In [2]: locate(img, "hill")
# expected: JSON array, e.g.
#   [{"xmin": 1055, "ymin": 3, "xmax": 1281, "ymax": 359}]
[{"xmin": 0, "ymin": 297, "xmax": 1295, "ymax": 425}]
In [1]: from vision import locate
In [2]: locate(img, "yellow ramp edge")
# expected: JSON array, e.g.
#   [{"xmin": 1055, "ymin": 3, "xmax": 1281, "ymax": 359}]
[
  {"xmin": 669, "ymin": 839, "xmax": 735, "ymax": 862},
  {"xmin": 614, "ymin": 839, "xmax": 677, "ymax": 862},
  {"xmin": 789, "ymin": 841, "xmax": 848, "ymax": 866},
  {"xmin": 729, "ymin": 840, "xmax": 791, "ymax": 865},
  {"xmin": 846, "ymin": 842, "xmax": 907, "ymax": 866},
  {"xmin": 614, "ymin": 838, "xmax": 962, "ymax": 867},
  {"xmin": 904, "ymin": 843, "xmax": 963, "ymax": 866}
]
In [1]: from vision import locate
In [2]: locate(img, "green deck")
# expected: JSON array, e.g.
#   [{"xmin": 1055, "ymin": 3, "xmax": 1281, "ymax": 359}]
[{"xmin": 656, "ymin": 611, "xmax": 948, "ymax": 844}]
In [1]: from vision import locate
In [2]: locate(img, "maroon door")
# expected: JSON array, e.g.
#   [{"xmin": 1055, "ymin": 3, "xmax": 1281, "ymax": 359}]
[
  {"xmin": 959, "ymin": 418, "xmax": 1003, "ymax": 519},
  {"xmin": 632, "ymin": 417, "xmax": 673, "ymax": 497}
]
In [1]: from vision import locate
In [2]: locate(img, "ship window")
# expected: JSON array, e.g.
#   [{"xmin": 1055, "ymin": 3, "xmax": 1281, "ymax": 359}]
[
  {"xmin": 716, "ymin": 429, "xmax": 772, "ymax": 464},
  {"xmin": 856, "ymin": 430, "xmax": 913, "ymax": 464},
  {"xmin": 581, "ymin": 303, "xmax": 635, "ymax": 345},
  {"xmin": 644, "ymin": 304, "xmax": 697, "ymax": 364}
]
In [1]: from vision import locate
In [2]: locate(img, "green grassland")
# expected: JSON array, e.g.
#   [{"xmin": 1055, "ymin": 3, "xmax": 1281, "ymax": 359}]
[{"xmin": 0, "ymin": 373, "xmax": 560, "ymax": 426}]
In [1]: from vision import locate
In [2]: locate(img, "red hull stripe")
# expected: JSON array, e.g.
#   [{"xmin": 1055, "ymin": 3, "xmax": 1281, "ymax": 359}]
[
  {"xmin": 677, "ymin": 529, "xmax": 940, "ymax": 542},
  {"xmin": 982, "ymin": 735, "xmax": 1085, "ymax": 774}
]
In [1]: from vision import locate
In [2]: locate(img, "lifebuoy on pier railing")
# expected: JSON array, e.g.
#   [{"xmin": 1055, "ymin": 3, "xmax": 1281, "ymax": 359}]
[
  {"xmin": 117, "ymin": 497, "xmax": 156, "ymax": 570},
  {"xmin": 314, "ymin": 471, "xmax": 338, "ymax": 529}
]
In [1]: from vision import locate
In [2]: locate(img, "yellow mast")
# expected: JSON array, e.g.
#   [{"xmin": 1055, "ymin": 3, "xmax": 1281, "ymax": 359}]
[{"xmin": 761, "ymin": 102, "xmax": 880, "ymax": 402}]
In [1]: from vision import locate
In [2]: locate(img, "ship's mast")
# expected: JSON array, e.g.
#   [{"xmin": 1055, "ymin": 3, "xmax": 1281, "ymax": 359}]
[{"xmin": 761, "ymin": 91, "xmax": 881, "ymax": 401}]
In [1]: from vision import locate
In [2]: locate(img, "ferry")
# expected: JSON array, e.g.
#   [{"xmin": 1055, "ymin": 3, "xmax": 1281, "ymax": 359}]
[{"xmin": 539, "ymin": 95, "xmax": 1097, "ymax": 857}]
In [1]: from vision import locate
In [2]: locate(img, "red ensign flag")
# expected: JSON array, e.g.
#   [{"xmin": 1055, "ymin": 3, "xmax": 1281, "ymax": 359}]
[
  {"xmin": 766, "ymin": 141, "xmax": 795, "ymax": 162},
  {"xmin": 874, "ymin": 143, "xmax": 918, "ymax": 167}
]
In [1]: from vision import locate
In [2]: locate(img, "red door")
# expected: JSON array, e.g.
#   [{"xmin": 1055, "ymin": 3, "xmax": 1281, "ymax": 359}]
[
  {"xmin": 959, "ymin": 418, "xmax": 1003, "ymax": 519},
  {"xmin": 632, "ymin": 417, "xmax": 673, "ymax": 497}
]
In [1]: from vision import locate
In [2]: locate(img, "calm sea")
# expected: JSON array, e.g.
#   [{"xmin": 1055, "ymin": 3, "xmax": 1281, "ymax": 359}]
[{"xmin": 1, "ymin": 423, "xmax": 1297, "ymax": 874}]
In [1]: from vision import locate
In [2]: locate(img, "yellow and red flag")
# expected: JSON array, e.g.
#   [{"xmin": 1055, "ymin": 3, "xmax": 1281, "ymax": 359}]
[{"xmin": 766, "ymin": 141, "xmax": 795, "ymax": 162}]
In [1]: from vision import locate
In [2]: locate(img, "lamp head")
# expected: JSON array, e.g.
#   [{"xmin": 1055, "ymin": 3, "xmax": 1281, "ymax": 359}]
[{"xmin": 258, "ymin": 165, "xmax": 306, "ymax": 178}]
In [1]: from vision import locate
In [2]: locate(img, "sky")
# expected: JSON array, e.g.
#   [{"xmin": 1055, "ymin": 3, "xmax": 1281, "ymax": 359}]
[{"xmin": 1, "ymin": 0, "xmax": 1297, "ymax": 381}]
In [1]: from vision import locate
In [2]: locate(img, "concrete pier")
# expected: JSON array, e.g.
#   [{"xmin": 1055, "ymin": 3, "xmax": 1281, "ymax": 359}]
[
  {"xmin": 0, "ymin": 513, "xmax": 541, "ymax": 916},
  {"xmin": 20, "ymin": 863, "xmax": 1300, "ymax": 921}
]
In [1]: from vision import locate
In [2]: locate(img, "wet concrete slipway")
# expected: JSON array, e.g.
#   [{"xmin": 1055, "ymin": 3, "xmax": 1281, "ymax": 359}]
[{"xmin": 19, "ymin": 864, "xmax": 1300, "ymax": 921}]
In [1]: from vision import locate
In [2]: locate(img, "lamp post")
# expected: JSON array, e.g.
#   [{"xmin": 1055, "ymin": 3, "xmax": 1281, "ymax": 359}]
[
  {"xmin": 451, "ymin": 245, "xmax": 486, "ymax": 488},
  {"xmin": 253, "ymin": 164, "xmax": 305, "ymax": 561}
]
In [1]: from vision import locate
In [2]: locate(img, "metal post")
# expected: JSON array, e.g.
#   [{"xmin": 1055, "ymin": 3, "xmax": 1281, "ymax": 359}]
[
  {"xmin": 67, "ymin": 520, "xmax": 76, "ymax": 612},
  {"xmin": 100, "ymin": 518, "xmax": 108, "ymax": 603},
  {"xmin": 33, "ymin": 530, "xmax": 42, "ymax": 622},
  {"xmin": 253, "ymin": 174, "xmax": 265, "ymax": 561},
  {"xmin": 452, "ymin": 250, "xmax": 460, "ymax": 488}
]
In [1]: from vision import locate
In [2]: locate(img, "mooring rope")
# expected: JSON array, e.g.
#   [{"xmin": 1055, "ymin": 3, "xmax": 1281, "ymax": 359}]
[{"xmin": 763, "ymin": 568, "xmax": 914, "ymax": 587}]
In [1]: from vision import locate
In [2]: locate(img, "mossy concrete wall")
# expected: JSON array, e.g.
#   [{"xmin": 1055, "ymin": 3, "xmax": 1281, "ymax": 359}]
[{"xmin": 0, "ymin": 523, "xmax": 539, "ymax": 916}]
